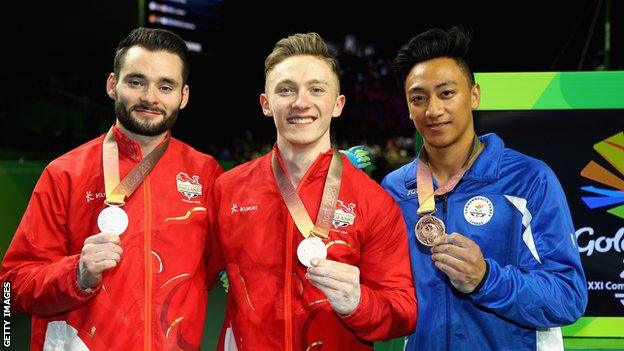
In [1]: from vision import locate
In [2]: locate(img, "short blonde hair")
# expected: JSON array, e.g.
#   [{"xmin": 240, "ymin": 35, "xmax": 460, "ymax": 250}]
[{"xmin": 264, "ymin": 32, "xmax": 340, "ymax": 87}]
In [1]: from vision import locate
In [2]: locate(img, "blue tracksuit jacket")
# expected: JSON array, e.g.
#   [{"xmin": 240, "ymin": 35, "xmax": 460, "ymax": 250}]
[{"xmin": 381, "ymin": 133, "xmax": 587, "ymax": 351}]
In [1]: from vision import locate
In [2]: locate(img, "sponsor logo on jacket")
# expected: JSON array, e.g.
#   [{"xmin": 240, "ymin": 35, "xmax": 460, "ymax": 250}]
[
  {"xmin": 85, "ymin": 191, "xmax": 106, "ymax": 203},
  {"xmin": 230, "ymin": 203, "xmax": 258, "ymax": 214},
  {"xmin": 176, "ymin": 172, "xmax": 203, "ymax": 201}
]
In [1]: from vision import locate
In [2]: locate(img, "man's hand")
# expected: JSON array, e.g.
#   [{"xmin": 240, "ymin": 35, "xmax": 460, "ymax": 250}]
[
  {"xmin": 339, "ymin": 145, "xmax": 372, "ymax": 169},
  {"xmin": 431, "ymin": 233, "xmax": 487, "ymax": 294},
  {"xmin": 78, "ymin": 232, "xmax": 123, "ymax": 290},
  {"xmin": 306, "ymin": 258, "xmax": 361, "ymax": 315}
]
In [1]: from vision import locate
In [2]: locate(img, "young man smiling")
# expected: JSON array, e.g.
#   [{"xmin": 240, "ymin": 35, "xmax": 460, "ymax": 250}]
[
  {"xmin": 382, "ymin": 26, "xmax": 587, "ymax": 350},
  {"xmin": 208, "ymin": 32, "xmax": 416, "ymax": 350}
]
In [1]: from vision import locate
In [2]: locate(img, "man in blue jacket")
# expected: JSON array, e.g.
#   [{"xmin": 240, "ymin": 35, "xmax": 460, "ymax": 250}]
[{"xmin": 381, "ymin": 26, "xmax": 587, "ymax": 350}]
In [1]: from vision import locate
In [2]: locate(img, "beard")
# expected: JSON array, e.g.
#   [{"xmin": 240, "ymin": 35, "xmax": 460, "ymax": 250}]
[{"xmin": 115, "ymin": 100, "xmax": 179, "ymax": 136}]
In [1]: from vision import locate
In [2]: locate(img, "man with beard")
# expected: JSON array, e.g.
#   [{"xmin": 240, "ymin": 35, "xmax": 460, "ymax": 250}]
[{"xmin": 0, "ymin": 27, "xmax": 223, "ymax": 350}]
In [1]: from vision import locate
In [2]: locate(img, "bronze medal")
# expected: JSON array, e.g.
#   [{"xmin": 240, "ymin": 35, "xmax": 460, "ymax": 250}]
[
  {"xmin": 415, "ymin": 137, "xmax": 484, "ymax": 247},
  {"xmin": 415, "ymin": 215, "xmax": 446, "ymax": 246}
]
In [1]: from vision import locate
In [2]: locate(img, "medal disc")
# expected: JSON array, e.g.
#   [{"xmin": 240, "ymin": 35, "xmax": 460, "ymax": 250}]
[
  {"xmin": 297, "ymin": 237, "xmax": 327, "ymax": 268},
  {"xmin": 415, "ymin": 215, "xmax": 445, "ymax": 246},
  {"xmin": 97, "ymin": 205, "xmax": 129, "ymax": 235}
]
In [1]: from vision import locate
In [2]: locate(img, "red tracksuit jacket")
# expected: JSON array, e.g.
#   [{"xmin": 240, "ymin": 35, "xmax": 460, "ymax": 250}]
[
  {"xmin": 208, "ymin": 147, "xmax": 417, "ymax": 350},
  {"xmin": 1, "ymin": 126, "xmax": 223, "ymax": 350}
]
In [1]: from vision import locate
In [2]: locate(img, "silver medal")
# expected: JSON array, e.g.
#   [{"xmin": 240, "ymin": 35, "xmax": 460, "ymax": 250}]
[
  {"xmin": 97, "ymin": 205, "xmax": 129, "ymax": 235},
  {"xmin": 297, "ymin": 237, "xmax": 327, "ymax": 268}
]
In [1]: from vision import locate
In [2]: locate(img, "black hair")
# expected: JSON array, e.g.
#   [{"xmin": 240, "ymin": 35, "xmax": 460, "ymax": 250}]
[
  {"xmin": 392, "ymin": 26, "xmax": 475, "ymax": 87},
  {"xmin": 113, "ymin": 27, "xmax": 189, "ymax": 84}
]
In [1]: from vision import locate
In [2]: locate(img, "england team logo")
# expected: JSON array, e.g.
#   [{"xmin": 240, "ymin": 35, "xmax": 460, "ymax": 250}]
[
  {"xmin": 176, "ymin": 172, "xmax": 203, "ymax": 200},
  {"xmin": 332, "ymin": 200, "xmax": 356, "ymax": 229},
  {"xmin": 464, "ymin": 196, "xmax": 494, "ymax": 225}
]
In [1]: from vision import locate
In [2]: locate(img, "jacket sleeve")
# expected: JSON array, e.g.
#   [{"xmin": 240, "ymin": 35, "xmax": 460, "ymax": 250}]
[
  {"xmin": 205, "ymin": 175, "xmax": 226, "ymax": 291},
  {"xmin": 469, "ymin": 165, "xmax": 588, "ymax": 328},
  {"xmin": 341, "ymin": 192, "xmax": 417, "ymax": 341},
  {"xmin": 0, "ymin": 167, "xmax": 98, "ymax": 317}
]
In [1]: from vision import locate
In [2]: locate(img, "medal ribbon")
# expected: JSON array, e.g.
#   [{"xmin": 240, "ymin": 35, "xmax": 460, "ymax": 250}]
[
  {"xmin": 416, "ymin": 136, "xmax": 484, "ymax": 215},
  {"xmin": 102, "ymin": 126, "xmax": 169, "ymax": 205},
  {"xmin": 272, "ymin": 149, "xmax": 342, "ymax": 240}
]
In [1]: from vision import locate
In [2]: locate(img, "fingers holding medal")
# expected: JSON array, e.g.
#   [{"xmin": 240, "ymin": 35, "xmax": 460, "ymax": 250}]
[
  {"xmin": 78, "ymin": 205, "xmax": 127, "ymax": 290},
  {"xmin": 297, "ymin": 236, "xmax": 327, "ymax": 268},
  {"xmin": 430, "ymin": 233, "xmax": 488, "ymax": 294},
  {"xmin": 78, "ymin": 231, "xmax": 124, "ymax": 290}
]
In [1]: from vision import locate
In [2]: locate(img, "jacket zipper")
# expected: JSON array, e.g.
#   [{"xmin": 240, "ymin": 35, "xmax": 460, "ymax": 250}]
[
  {"xmin": 439, "ymin": 194, "xmax": 450, "ymax": 351},
  {"xmin": 278, "ymin": 151, "xmax": 325, "ymax": 351},
  {"xmin": 144, "ymin": 175, "xmax": 153, "ymax": 351},
  {"xmin": 284, "ymin": 219, "xmax": 293, "ymax": 351}
]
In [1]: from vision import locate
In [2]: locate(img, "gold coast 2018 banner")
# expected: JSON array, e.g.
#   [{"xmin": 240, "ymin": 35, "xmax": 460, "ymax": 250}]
[{"xmin": 476, "ymin": 71, "xmax": 624, "ymax": 338}]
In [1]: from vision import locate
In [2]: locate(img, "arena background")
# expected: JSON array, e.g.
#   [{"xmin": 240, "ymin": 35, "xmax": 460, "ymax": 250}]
[{"xmin": 1, "ymin": 0, "xmax": 623, "ymax": 349}]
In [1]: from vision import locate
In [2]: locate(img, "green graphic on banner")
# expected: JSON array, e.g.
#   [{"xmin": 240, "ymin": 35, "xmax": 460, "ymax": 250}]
[
  {"xmin": 563, "ymin": 317, "xmax": 624, "ymax": 337},
  {"xmin": 476, "ymin": 71, "xmax": 624, "ymax": 110}
]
